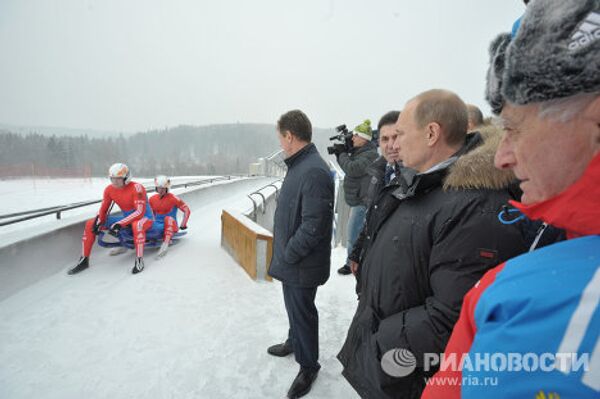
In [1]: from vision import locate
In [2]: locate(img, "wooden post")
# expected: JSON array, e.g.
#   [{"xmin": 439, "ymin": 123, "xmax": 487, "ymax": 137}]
[{"xmin": 220, "ymin": 210, "xmax": 273, "ymax": 281}]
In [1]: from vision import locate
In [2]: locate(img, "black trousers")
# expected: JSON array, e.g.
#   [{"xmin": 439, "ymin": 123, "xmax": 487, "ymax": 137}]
[{"xmin": 282, "ymin": 284, "xmax": 320, "ymax": 371}]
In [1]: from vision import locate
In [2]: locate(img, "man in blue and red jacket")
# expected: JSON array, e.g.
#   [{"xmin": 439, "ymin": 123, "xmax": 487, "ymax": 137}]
[{"xmin": 423, "ymin": 1, "xmax": 600, "ymax": 397}]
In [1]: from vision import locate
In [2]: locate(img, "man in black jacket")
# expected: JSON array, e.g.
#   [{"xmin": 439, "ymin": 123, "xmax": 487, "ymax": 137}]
[
  {"xmin": 334, "ymin": 119, "xmax": 378, "ymax": 275},
  {"xmin": 267, "ymin": 109, "xmax": 334, "ymax": 399},
  {"xmin": 348, "ymin": 111, "xmax": 401, "ymax": 280},
  {"xmin": 337, "ymin": 90, "xmax": 527, "ymax": 398}
]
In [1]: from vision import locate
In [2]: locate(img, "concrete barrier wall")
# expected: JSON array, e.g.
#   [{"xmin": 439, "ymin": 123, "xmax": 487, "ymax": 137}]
[
  {"xmin": 0, "ymin": 177, "xmax": 272, "ymax": 301},
  {"xmin": 329, "ymin": 160, "xmax": 350, "ymax": 247},
  {"xmin": 334, "ymin": 184, "xmax": 350, "ymax": 247}
]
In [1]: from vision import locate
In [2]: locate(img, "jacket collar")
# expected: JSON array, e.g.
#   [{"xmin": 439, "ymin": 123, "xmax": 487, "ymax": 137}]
[
  {"xmin": 510, "ymin": 153, "xmax": 600, "ymax": 238},
  {"xmin": 284, "ymin": 143, "xmax": 316, "ymax": 168},
  {"xmin": 393, "ymin": 132, "xmax": 483, "ymax": 199},
  {"xmin": 367, "ymin": 156, "xmax": 388, "ymax": 179}
]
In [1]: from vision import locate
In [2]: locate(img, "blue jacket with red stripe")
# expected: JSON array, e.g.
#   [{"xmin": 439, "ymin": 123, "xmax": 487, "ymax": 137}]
[{"xmin": 423, "ymin": 154, "xmax": 600, "ymax": 398}]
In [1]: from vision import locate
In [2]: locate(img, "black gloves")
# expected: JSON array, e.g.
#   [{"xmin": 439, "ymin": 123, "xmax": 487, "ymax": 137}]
[
  {"xmin": 91, "ymin": 216, "xmax": 101, "ymax": 235},
  {"xmin": 92, "ymin": 223, "xmax": 101, "ymax": 235},
  {"xmin": 109, "ymin": 223, "xmax": 122, "ymax": 236}
]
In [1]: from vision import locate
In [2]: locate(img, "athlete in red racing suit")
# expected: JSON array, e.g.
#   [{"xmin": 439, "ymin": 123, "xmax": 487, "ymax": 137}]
[
  {"xmin": 69, "ymin": 163, "xmax": 153, "ymax": 275},
  {"xmin": 149, "ymin": 175, "xmax": 190, "ymax": 258}
]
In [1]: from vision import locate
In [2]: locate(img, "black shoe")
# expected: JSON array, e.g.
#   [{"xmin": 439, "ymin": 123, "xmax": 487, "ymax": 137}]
[
  {"xmin": 132, "ymin": 257, "xmax": 145, "ymax": 274},
  {"xmin": 337, "ymin": 265, "xmax": 352, "ymax": 275},
  {"xmin": 267, "ymin": 342, "xmax": 294, "ymax": 357},
  {"xmin": 287, "ymin": 367, "xmax": 319, "ymax": 398},
  {"xmin": 68, "ymin": 256, "xmax": 89, "ymax": 275}
]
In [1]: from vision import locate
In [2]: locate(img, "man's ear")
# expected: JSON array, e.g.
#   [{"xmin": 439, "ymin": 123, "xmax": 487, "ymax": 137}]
[
  {"xmin": 285, "ymin": 130, "xmax": 294, "ymax": 143},
  {"xmin": 280, "ymin": 130, "xmax": 291, "ymax": 141},
  {"xmin": 426, "ymin": 122, "xmax": 442, "ymax": 147}
]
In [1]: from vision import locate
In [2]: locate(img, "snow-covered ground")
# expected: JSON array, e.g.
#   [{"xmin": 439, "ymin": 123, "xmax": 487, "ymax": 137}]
[{"xmin": 0, "ymin": 178, "xmax": 359, "ymax": 398}]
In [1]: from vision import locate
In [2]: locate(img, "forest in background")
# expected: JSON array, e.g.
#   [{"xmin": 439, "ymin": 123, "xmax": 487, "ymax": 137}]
[{"xmin": 0, "ymin": 124, "xmax": 334, "ymax": 178}]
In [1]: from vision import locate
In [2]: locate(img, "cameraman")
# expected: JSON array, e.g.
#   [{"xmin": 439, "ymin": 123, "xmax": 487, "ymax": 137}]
[{"xmin": 332, "ymin": 119, "xmax": 378, "ymax": 275}]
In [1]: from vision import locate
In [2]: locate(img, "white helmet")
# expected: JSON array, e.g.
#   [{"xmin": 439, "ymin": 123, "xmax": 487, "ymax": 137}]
[
  {"xmin": 154, "ymin": 175, "xmax": 171, "ymax": 192},
  {"xmin": 108, "ymin": 163, "xmax": 131, "ymax": 184}
]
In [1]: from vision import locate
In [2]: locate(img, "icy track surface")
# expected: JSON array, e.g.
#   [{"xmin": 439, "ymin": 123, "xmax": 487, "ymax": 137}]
[{"xmin": 0, "ymin": 179, "xmax": 360, "ymax": 399}]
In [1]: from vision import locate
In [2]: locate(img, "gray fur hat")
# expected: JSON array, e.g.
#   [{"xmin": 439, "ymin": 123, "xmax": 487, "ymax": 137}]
[
  {"xmin": 485, "ymin": 33, "xmax": 512, "ymax": 115},
  {"xmin": 502, "ymin": 0, "xmax": 600, "ymax": 105}
]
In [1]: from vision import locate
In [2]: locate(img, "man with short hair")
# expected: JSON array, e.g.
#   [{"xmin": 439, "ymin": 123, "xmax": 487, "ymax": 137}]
[
  {"xmin": 347, "ymin": 111, "xmax": 401, "ymax": 278},
  {"xmin": 466, "ymin": 104, "xmax": 484, "ymax": 131},
  {"xmin": 423, "ymin": 1, "xmax": 599, "ymax": 397},
  {"xmin": 267, "ymin": 109, "xmax": 334, "ymax": 398},
  {"xmin": 337, "ymin": 89, "xmax": 526, "ymax": 398}
]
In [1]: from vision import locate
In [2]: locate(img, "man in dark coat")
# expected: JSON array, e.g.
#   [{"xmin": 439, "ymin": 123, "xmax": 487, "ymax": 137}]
[
  {"xmin": 267, "ymin": 109, "xmax": 334, "ymax": 399},
  {"xmin": 348, "ymin": 111, "xmax": 402, "ymax": 281},
  {"xmin": 334, "ymin": 119, "xmax": 378, "ymax": 275},
  {"xmin": 337, "ymin": 90, "xmax": 527, "ymax": 398},
  {"xmin": 424, "ymin": 2, "xmax": 599, "ymax": 396}
]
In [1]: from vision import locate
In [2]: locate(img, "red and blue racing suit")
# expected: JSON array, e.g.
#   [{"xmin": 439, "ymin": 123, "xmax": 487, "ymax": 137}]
[
  {"xmin": 82, "ymin": 181, "xmax": 153, "ymax": 258},
  {"xmin": 149, "ymin": 192, "xmax": 190, "ymax": 243}
]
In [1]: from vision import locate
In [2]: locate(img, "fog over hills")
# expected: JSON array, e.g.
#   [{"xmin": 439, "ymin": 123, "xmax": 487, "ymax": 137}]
[
  {"xmin": 0, "ymin": 123, "xmax": 133, "ymax": 139},
  {"xmin": 0, "ymin": 123, "xmax": 337, "ymax": 177}
]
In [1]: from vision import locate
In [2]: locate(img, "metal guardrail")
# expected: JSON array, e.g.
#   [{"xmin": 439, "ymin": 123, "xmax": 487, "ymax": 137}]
[
  {"xmin": 175, "ymin": 176, "xmax": 233, "ymax": 190},
  {"xmin": 0, "ymin": 176, "xmax": 235, "ymax": 227},
  {"xmin": 0, "ymin": 202, "xmax": 92, "ymax": 220},
  {"xmin": 247, "ymin": 180, "xmax": 282, "ymax": 221}
]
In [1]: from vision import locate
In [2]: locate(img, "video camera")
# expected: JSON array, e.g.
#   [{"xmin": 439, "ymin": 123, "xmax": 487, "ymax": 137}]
[{"xmin": 327, "ymin": 124, "xmax": 354, "ymax": 155}]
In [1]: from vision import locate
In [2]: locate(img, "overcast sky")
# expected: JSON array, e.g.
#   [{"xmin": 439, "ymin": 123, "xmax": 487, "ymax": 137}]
[{"xmin": 0, "ymin": 0, "xmax": 525, "ymax": 132}]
